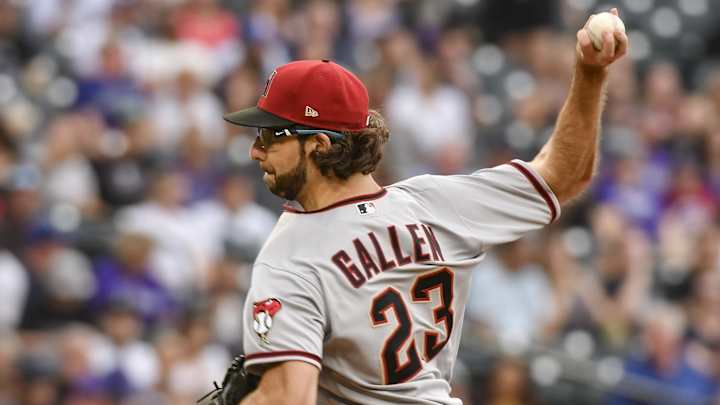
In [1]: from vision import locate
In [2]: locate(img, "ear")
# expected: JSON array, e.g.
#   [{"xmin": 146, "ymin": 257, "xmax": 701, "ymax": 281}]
[{"xmin": 305, "ymin": 134, "xmax": 332, "ymax": 153}]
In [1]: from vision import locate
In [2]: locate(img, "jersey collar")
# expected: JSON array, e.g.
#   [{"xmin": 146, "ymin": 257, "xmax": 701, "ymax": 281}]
[{"xmin": 283, "ymin": 188, "xmax": 387, "ymax": 214}]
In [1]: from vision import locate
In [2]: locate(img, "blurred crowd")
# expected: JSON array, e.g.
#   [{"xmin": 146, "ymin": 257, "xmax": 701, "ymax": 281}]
[{"xmin": 0, "ymin": 0, "xmax": 718, "ymax": 404}]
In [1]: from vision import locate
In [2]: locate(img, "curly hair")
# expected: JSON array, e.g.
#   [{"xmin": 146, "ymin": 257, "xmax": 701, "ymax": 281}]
[{"xmin": 308, "ymin": 110, "xmax": 390, "ymax": 180}]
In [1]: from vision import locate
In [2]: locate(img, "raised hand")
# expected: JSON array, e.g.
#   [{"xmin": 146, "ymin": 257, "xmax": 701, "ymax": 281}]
[{"xmin": 576, "ymin": 8, "xmax": 629, "ymax": 69}]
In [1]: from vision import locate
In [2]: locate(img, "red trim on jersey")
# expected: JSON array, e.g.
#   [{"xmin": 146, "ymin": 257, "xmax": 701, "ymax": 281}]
[
  {"xmin": 245, "ymin": 350, "xmax": 322, "ymax": 364},
  {"xmin": 508, "ymin": 162, "xmax": 558, "ymax": 223},
  {"xmin": 283, "ymin": 188, "xmax": 387, "ymax": 214}
]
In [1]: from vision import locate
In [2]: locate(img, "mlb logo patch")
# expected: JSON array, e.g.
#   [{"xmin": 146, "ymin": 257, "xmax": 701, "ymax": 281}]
[{"xmin": 357, "ymin": 202, "xmax": 376, "ymax": 215}]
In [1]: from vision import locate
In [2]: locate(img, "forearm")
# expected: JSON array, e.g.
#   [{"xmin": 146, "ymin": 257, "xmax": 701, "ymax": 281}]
[
  {"xmin": 239, "ymin": 361, "xmax": 317, "ymax": 405},
  {"xmin": 531, "ymin": 63, "xmax": 608, "ymax": 204},
  {"xmin": 240, "ymin": 389, "xmax": 280, "ymax": 405},
  {"xmin": 239, "ymin": 382, "xmax": 315, "ymax": 405},
  {"xmin": 239, "ymin": 386, "xmax": 308, "ymax": 405}
]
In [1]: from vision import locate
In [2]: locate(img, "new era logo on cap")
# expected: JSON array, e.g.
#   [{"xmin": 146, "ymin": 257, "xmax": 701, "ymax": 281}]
[{"xmin": 305, "ymin": 106, "xmax": 319, "ymax": 118}]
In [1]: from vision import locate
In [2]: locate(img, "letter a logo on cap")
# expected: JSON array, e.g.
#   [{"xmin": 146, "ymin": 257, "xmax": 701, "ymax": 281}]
[
  {"xmin": 262, "ymin": 70, "xmax": 277, "ymax": 98},
  {"xmin": 305, "ymin": 106, "xmax": 319, "ymax": 118}
]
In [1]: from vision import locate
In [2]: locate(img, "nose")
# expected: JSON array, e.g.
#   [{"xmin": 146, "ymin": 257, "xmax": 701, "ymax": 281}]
[{"xmin": 249, "ymin": 138, "xmax": 266, "ymax": 161}]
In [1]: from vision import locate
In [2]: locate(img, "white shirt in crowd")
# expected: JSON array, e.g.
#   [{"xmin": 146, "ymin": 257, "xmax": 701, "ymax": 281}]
[
  {"xmin": 116, "ymin": 202, "xmax": 205, "ymax": 295},
  {"xmin": 0, "ymin": 251, "xmax": 28, "ymax": 329},
  {"xmin": 467, "ymin": 252, "xmax": 554, "ymax": 348},
  {"xmin": 191, "ymin": 199, "xmax": 277, "ymax": 263}
]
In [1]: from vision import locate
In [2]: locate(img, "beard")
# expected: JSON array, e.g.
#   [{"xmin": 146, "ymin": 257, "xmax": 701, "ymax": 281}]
[{"xmin": 267, "ymin": 149, "xmax": 307, "ymax": 201}]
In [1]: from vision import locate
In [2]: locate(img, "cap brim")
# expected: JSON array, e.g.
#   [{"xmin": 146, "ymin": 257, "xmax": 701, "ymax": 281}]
[{"xmin": 223, "ymin": 107, "xmax": 296, "ymax": 128}]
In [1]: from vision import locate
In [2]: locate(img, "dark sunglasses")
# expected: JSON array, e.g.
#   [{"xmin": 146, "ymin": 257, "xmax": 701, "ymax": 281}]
[{"xmin": 256, "ymin": 127, "xmax": 345, "ymax": 148}]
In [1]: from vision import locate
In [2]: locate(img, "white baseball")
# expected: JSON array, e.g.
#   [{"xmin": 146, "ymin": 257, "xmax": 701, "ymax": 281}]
[{"xmin": 586, "ymin": 12, "xmax": 626, "ymax": 51}]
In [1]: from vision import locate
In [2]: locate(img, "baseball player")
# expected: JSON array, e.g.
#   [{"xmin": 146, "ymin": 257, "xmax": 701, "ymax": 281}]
[{"xmin": 221, "ymin": 9, "xmax": 627, "ymax": 405}]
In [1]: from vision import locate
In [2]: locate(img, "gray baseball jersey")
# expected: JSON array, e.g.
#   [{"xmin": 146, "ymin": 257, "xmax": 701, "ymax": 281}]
[{"xmin": 242, "ymin": 159, "xmax": 560, "ymax": 404}]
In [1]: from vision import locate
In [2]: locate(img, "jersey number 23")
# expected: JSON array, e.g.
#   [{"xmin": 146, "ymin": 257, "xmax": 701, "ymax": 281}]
[{"xmin": 370, "ymin": 268, "xmax": 454, "ymax": 384}]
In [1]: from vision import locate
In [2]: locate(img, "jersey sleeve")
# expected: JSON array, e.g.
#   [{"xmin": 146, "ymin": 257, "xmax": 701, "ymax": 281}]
[
  {"xmin": 242, "ymin": 264, "xmax": 326, "ymax": 374},
  {"xmin": 404, "ymin": 159, "xmax": 560, "ymax": 249}
]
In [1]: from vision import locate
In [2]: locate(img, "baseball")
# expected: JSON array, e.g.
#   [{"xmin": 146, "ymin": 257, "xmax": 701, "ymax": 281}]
[{"xmin": 586, "ymin": 12, "xmax": 626, "ymax": 51}]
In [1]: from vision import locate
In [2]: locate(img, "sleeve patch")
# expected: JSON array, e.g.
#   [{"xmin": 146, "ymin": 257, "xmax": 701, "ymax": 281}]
[{"xmin": 252, "ymin": 298, "xmax": 283, "ymax": 344}]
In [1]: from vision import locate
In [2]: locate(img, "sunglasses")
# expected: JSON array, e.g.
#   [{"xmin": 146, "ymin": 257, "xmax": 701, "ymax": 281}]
[{"xmin": 256, "ymin": 127, "xmax": 345, "ymax": 149}]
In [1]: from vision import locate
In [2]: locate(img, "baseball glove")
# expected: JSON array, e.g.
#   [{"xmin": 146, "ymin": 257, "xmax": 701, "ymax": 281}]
[{"xmin": 197, "ymin": 355, "xmax": 260, "ymax": 405}]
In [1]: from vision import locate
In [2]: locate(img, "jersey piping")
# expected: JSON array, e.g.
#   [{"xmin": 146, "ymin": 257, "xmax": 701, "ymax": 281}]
[
  {"xmin": 245, "ymin": 350, "xmax": 323, "ymax": 370},
  {"xmin": 283, "ymin": 188, "xmax": 388, "ymax": 214},
  {"xmin": 508, "ymin": 160, "xmax": 560, "ymax": 222}
]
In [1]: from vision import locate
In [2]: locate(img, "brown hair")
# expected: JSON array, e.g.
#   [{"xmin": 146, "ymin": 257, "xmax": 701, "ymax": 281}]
[{"xmin": 309, "ymin": 109, "xmax": 390, "ymax": 180}]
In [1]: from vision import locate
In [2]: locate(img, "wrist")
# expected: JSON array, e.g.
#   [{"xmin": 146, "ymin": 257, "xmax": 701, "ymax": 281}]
[{"xmin": 575, "ymin": 61, "xmax": 609, "ymax": 81}]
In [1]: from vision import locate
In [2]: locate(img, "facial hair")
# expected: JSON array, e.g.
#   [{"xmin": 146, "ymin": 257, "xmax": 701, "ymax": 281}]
[{"xmin": 268, "ymin": 146, "xmax": 307, "ymax": 201}]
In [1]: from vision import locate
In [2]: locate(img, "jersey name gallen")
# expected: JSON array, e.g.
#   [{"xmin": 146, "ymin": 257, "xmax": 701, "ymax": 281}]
[{"xmin": 332, "ymin": 223, "xmax": 445, "ymax": 288}]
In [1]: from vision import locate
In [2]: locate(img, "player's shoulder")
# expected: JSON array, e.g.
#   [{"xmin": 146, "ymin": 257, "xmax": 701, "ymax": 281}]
[
  {"xmin": 252, "ymin": 215, "xmax": 326, "ymax": 273},
  {"xmin": 387, "ymin": 173, "xmax": 439, "ymax": 194},
  {"xmin": 388, "ymin": 162, "xmax": 527, "ymax": 191}
]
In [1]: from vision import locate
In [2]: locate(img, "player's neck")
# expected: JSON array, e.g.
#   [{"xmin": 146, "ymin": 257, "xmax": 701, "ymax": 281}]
[{"xmin": 296, "ymin": 173, "xmax": 382, "ymax": 211}]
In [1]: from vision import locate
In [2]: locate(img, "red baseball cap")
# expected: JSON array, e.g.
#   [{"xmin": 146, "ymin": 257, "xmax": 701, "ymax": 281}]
[{"xmin": 224, "ymin": 60, "xmax": 369, "ymax": 132}]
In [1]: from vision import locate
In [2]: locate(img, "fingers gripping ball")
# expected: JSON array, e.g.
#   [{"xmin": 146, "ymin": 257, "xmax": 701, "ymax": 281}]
[{"xmin": 586, "ymin": 12, "xmax": 626, "ymax": 51}]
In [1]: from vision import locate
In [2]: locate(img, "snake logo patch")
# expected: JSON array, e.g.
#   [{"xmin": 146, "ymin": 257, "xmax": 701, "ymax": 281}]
[{"xmin": 252, "ymin": 298, "xmax": 282, "ymax": 344}]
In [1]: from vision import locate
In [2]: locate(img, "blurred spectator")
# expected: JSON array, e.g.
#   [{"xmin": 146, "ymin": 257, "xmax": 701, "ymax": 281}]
[
  {"xmin": 436, "ymin": 26, "xmax": 479, "ymax": 94},
  {"xmin": 467, "ymin": 238, "xmax": 556, "ymax": 349},
  {"xmin": 223, "ymin": 65, "xmax": 262, "ymax": 117},
  {"xmin": 0, "ymin": 331, "xmax": 22, "ymax": 405},
  {"xmin": 191, "ymin": 173, "xmax": 277, "ymax": 264},
  {"xmin": 40, "ymin": 113, "xmax": 100, "ymax": 214},
  {"xmin": 116, "ymin": 169, "xmax": 207, "ymax": 298},
  {"xmin": 96, "ymin": 301, "xmax": 160, "ymax": 396},
  {"xmin": 685, "ymin": 269, "xmax": 720, "ymax": 378},
  {"xmin": 245, "ymin": 0, "xmax": 292, "ymax": 74},
  {"xmin": 485, "ymin": 357, "xmax": 537, "ymax": 405},
  {"xmin": 662, "ymin": 161, "xmax": 717, "ymax": 233},
  {"xmin": 0, "ymin": 250, "xmax": 28, "ymax": 330},
  {"xmin": 346, "ymin": 0, "xmax": 399, "ymax": 43},
  {"xmin": 1, "ymin": 165, "xmax": 44, "ymax": 255},
  {"xmin": 706, "ymin": 126, "xmax": 720, "ymax": 197},
  {"xmin": 152, "ymin": 329, "xmax": 186, "ymax": 403},
  {"xmin": 610, "ymin": 304, "xmax": 718, "ymax": 405},
  {"xmin": 0, "ymin": 121, "xmax": 17, "ymax": 188},
  {"xmin": 0, "ymin": 332, "xmax": 21, "ymax": 403},
  {"xmin": 148, "ymin": 69, "xmax": 226, "ymax": 152},
  {"xmin": 386, "ymin": 58, "xmax": 473, "ymax": 177},
  {"xmin": 75, "ymin": 41, "xmax": 145, "ymax": 127},
  {"xmin": 0, "ymin": 0, "xmax": 32, "ymax": 69},
  {"xmin": 167, "ymin": 313, "xmax": 230, "ymax": 403},
  {"xmin": 208, "ymin": 259, "xmax": 248, "ymax": 351},
  {"xmin": 595, "ymin": 154, "xmax": 664, "ymax": 237},
  {"xmin": 18, "ymin": 358, "xmax": 60, "ymax": 405},
  {"xmin": 55, "ymin": 324, "xmax": 115, "ymax": 403},
  {"xmin": 91, "ymin": 232, "xmax": 177, "ymax": 329},
  {"xmin": 27, "ymin": 0, "xmax": 115, "ymax": 70},
  {"xmin": 177, "ymin": 127, "xmax": 223, "ymax": 203},
  {"xmin": 172, "ymin": 0, "xmax": 242, "ymax": 75},
  {"xmin": 292, "ymin": 0, "xmax": 341, "ymax": 61},
  {"xmin": 20, "ymin": 227, "xmax": 95, "ymax": 330},
  {"xmin": 90, "ymin": 116, "xmax": 159, "ymax": 208},
  {"xmin": 640, "ymin": 62, "xmax": 684, "ymax": 146},
  {"xmin": 560, "ymin": 207, "xmax": 653, "ymax": 350}
]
